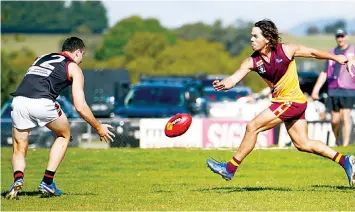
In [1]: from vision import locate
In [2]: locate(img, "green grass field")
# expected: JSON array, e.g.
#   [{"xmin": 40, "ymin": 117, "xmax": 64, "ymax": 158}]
[{"xmin": 1, "ymin": 146, "xmax": 355, "ymax": 211}]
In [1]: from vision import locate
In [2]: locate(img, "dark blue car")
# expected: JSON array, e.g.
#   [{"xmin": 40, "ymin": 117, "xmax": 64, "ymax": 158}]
[
  {"xmin": 115, "ymin": 82, "xmax": 208, "ymax": 118},
  {"xmin": 110, "ymin": 81, "xmax": 207, "ymax": 147}
]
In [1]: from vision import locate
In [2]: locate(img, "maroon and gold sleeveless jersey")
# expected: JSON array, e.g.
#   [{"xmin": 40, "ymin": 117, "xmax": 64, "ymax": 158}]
[{"xmin": 251, "ymin": 43, "xmax": 307, "ymax": 103}]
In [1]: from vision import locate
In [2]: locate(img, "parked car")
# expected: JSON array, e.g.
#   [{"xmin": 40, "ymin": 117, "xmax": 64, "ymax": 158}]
[
  {"xmin": 204, "ymin": 86, "xmax": 252, "ymax": 118},
  {"xmin": 204, "ymin": 86, "xmax": 252, "ymax": 102},
  {"xmin": 110, "ymin": 79, "xmax": 208, "ymax": 147},
  {"xmin": 1, "ymin": 96, "xmax": 83, "ymax": 148}
]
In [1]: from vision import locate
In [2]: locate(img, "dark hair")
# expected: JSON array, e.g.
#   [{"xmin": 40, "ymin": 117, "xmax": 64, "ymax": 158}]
[
  {"xmin": 254, "ymin": 19, "xmax": 281, "ymax": 50},
  {"xmin": 61, "ymin": 37, "xmax": 85, "ymax": 52}
]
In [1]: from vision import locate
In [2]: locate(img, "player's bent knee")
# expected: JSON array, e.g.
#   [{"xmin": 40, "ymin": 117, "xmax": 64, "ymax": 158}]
[
  {"xmin": 293, "ymin": 140, "xmax": 311, "ymax": 152},
  {"xmin": 331, "ymin": 119, "xmax": 340, "ymax": 126},
  {"xmin": 246, "ymin": 120, "xmax": 261, "ymax": 132},
  {"xmin": 12, "ymin": 128, "xmax": 29, "ymax": 146},
  {"xmin": 60, "ymin": 132, "xmax": 71, "ymax": 142},
  {"xmin": 53, "ymin": 129, "xmax": 71, "ymax": 142}
]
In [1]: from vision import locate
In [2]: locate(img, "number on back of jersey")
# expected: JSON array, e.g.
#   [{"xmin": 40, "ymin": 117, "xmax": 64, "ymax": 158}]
[{"xmin": 26, "ymin": 54, "xmax": 66, "ymax": 77}]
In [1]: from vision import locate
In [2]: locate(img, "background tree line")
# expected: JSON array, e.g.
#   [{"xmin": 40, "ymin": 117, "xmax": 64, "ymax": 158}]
[
  {"xmin": 1, "ymin": 16, "xmax": 266, "ymax": 104},
  {"xmin": 6, "ymin": 11, "xmax": 348, "ymax": 104},
  {"xmin": 2, "ymin": 11, "xmax": 266, "ymax": 105},
  {"xmin": 91, "ymin": 16, "xmax": 266, "ymax": 93},
  {"xmin": 20, "ymin": 0, "xmax": 355, "ymax": 105},
  {"xmin": 2, "ymin": 1, "xmax": 354, "ymax": 105},
  {"xmin": 306, "ymin": 19, "xmax": 347, "ymax": 35},
  {"xmin": 1, "ymin": 1, "xmax": 108, "ymax": 34}
]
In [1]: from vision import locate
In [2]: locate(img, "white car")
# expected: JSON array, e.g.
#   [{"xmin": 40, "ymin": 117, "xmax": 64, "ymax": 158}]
[{"xmin": 205, "ymin": 86, "xmax": 253, "ymax": 118}]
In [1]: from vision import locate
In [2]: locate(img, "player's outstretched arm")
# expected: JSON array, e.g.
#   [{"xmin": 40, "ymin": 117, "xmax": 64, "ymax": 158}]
[
  {"xmin": 284, "ymin": 42, "xmax": 346, "ymax": 62},
  {"xmin": 213, "ymin": 57, "xmax": 253, "ymax": 91},
  {"xmin": 69, "ymin": 63, "xmax": 115, "ymax": 142},
  {"xmin": 283, "ymin": 42, "xmax": 354, "ymax": 77}
]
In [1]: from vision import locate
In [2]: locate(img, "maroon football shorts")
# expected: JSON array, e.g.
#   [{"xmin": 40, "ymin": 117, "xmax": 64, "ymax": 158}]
[{"xmin": 269, "ymin": 101, "xmax": 307, "ymax": 122}]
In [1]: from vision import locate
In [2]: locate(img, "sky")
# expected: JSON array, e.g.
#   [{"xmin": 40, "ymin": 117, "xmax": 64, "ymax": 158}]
[{"xmin": 102, "ymin": 0, "xmax": 355, "ymax": 32}]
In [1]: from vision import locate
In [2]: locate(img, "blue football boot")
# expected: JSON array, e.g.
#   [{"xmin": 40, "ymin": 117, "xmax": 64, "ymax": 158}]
[
  {"xmin": 38, "ymin": 181, "xmax": 63, "ymax": 197},
  {"xmin": 206, "ymin": 158, "xmax": 235, "ymax": 181},
  {"xmin": 343, "ymin": 155, "xmax": 355, "ymax": 187}
]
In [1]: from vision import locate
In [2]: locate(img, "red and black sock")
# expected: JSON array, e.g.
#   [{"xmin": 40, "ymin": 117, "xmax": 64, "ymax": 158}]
[
  {"xmin": 226, "ymin": 157, "xmax": 241, "ymax": 173},
  {"xmin": 42, "ymin": 170, "xmax": 55, "ymax": 185},
  {"xmin": 13, "ymin": 170, "xmax": 24, "ymax": 182},
  {"xmin": 332, "ymin": 152, "xmax": 345, "ymax": 168}
]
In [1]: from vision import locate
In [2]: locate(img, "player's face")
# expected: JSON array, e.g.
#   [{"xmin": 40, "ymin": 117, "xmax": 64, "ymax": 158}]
[
  {"xmin": 335, "ymin": 35, "xmax": 347, "ymax": 48},
  {"xmin": 251, "ymin": 27, "xmax": 268, "ymax": 51},
  {"xmin": 75, "ymin": 49, "xmax": 85, "ymax": 64}
]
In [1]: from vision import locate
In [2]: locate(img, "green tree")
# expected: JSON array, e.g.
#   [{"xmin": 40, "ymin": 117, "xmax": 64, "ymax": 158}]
[
  {"xmin": 306, "ymin": 26, "xmax": 320, "ymax": 35},
  {"xmin": 67, "ymin": 1, "xmax": 108, "ymax": 33},
  {"xmin": 95, "ymin": 16, "xmax": 176, "ymax": 60},
  {"xmin": 223, "ymin": 21, "xmax": 253, "ymax": 56},
  {"xmin": 154, "ymin": 39, "xmax": 235, "ymax": 76},
  {"xmin": 1, "ymin": 50, "xmax": 34, "ymax": 104},
  {"xmin": 324, "ymin": 20, "xmax": 346, "ymax": 34},
  {"xmin": 1, "ymin": 1, "xmax": 108, "ymax": 33},
  {"xmin": 174, "ymin": 22, "xmax": 214, "ymax": 40},
  {"xmin": 1, "ymin": 1, "xmax": 69, "ymax": 33},
  {"xmin": 175, "ymin": 19, "xmax": 253, "ymax": 56},
  {"xmin": 124, "ymin": 32, "xmax": 169, "ymax": 62},
  {"xmin": 126, "ymin": 57, "xmax": 156, "ymax": 83},
  {"xmin": 210, "ymin": 20, "xmax": 225, "ymax": 42}
]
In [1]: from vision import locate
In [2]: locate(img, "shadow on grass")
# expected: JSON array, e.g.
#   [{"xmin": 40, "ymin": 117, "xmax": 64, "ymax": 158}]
[
  {"xmin": 1, "ymin": 191, "xmax": 42, "ymax": 198},
  {"xmin": 194, "ymin": 185, "xmax": 353, "ymax": 193},
  {"xmin": 152, "ymin": 190, "xmax": 173, "ymax": 193},
  {"xmin": 311, "ymin": 185, "xmax": 353, "ymax": 190},
  {"xmin": 2, "ymin": 191, "xmax": 96, "ymax": 198},
  {"xmin": 193, "ymin": 186, "xmax": 292, "ymax": 193}
]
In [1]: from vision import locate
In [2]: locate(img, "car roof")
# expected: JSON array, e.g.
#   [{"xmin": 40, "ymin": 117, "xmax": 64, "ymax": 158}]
[
  {"xmin": 134, "ymin": 82, "xmax": 187, "ymax": 89},
  {"xmin": 204, "ymin": 74, "xmax": 229, "ymax": 80}
]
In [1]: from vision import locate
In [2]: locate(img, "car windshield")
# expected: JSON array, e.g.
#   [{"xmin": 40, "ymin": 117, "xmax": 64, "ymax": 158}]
[
  {"xmin": 124, "ymin": 86, "xmax": 185, "ymax": 106},
  {"xmin": 205, "ymin": 89, "xmax": 250, "ymax": 102}
]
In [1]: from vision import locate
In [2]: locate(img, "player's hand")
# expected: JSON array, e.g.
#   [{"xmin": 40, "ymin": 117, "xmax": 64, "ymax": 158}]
[
  {"xmin": 335, "ymin": 55, "xmax": 348, "ymax": 65},
  {"xmin": 97, "ymin": 124, "xmax": 115, "ymax": 143},
  {"xmin": 212, "ymin": 77, "xmax": 225, "ymax": 91},
  {"xmin": 345, "ymin": 55, "xmax": 355, "ymax": 77},
  {"xmin": 212, "ymin": 77, "xmax": 221, "ymax": 89},
  {"xmin": 212, "ymin": 77, "xmax": 234, "ymax": 91},
  {"xmin": 311, "ymin": 91, "xmax": 319, "ymax": 100}
]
